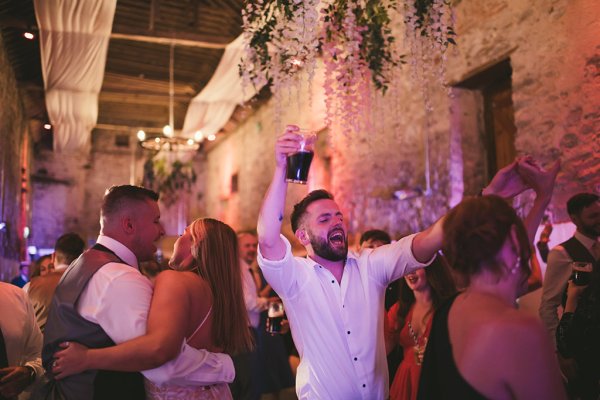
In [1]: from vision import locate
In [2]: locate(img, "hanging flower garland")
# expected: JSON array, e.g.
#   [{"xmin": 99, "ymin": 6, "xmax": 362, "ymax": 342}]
[
  {"xmin": 240, "ymin": 0, "xmax": 455, "ymax": 133},
  {"xmin": 142, "ymin": 157, "xmax": 197, "ymax": 207}
]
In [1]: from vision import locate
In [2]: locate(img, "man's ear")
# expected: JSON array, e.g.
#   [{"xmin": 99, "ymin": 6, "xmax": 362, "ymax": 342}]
[
  {"xmin": 121, "ymin": 214, "xmax": 135, "ymax": 234},
  {"xmin": 295, "ymin": 228, "xmax": 310, "ymax": 246}
]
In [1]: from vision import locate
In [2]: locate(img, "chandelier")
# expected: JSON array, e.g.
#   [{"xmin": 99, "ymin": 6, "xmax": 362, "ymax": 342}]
[{"xmin": 138, "ymin": 43, "xmax": 200, "ymax": 152}]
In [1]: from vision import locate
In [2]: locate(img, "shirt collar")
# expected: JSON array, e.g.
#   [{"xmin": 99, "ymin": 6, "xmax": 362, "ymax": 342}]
[
  {"xmin": 53, "ymin": 263, "xmax": 70, "ymax": 272},
  {"xmin": 574, "ymin": 231, "xmax": 599, "ymax": 251},
  {"xmin": 96, "ymin": 235, "xmax": 139, "ymax": 269}
]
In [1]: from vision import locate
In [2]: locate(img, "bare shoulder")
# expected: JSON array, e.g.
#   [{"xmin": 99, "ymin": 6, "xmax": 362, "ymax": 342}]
[{"xmin": 477, "ymin": 310, "xmax": 548, "ymax": 350}]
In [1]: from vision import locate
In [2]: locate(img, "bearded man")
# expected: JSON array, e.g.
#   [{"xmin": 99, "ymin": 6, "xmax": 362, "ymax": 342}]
[{"xmin": 257, "ymin": 125, "xmax": 540, "ymax": 399}]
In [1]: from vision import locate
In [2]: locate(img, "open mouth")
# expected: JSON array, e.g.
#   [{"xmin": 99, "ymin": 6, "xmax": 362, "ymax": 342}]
[{"xmin": 328, "ymin": 229, "xmax": 345, "ymax": 246}]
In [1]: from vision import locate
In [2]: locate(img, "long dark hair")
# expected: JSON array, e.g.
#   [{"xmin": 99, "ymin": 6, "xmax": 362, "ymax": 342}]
[{"xmin": 394, "ymin": 255, "xmax": 457, "ymax": 332}]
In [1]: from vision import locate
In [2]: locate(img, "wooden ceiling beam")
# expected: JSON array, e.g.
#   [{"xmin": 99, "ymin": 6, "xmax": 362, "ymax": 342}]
[{"xmin": 110, "ymin": 26, "xmax": 233, "ymax": 49}]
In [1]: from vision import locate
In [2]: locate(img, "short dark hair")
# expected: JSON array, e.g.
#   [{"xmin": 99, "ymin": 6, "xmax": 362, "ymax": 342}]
[
  {"xmin": 101, "ymin": 185, "xmax": 159, "ymax": 220},
  {"xmin": 237, "ymin": 229, "xmax": 257, "ymax": 238},
  {"xmin": 291, "ymin": 190, "xmax": 334, "ymax": 233},
  {"xmin": 567, "ymin": 193, "xmax": 599, "ymax": 217},
  {"xmin": 359, "ymin": 229, "xmax": 391, "ymax": 245},
  {"xmin": 54, "ymin": 232, "xmax": 86, "ymax": 265}
]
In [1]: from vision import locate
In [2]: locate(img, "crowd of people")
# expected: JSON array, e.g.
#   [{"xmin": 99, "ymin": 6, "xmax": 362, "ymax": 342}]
[{"xmin": 0, "ymin": 124, "xmax": 598, "ymax": 400}]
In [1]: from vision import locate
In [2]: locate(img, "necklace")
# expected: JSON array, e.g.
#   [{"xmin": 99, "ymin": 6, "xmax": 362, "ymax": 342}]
[{"xmin": 408, "ymin": 320, "xmax": 428, "ymax": 366}]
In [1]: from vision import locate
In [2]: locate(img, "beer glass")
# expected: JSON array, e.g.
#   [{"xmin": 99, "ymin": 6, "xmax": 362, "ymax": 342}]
[
  {"xmin": 571, "ymin": 261, "xmax": 592, "ymax": 286},
  {"xmin": 266, "ymin": 300, "xmax": 285, "ymax": 334},
  {"xmin": 286, "ymin": 129, "xmax": 316, "ymax": 184}
]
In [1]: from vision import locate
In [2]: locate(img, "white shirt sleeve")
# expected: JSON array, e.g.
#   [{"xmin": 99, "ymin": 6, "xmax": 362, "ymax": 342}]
[
  {"xmin": 77, "ymin": 263, "xmax": 235, "ymax": 385},
  {"xmin": 539, "ymin": 246, "xmax": 572, "ymax": 349},
  {"xmin": 366, "ymin": 233, "xmax": 434, "ymax": 286},
  {"xmin": 257, "ymin": 234, "xmax": 309, "ymax": 299}
]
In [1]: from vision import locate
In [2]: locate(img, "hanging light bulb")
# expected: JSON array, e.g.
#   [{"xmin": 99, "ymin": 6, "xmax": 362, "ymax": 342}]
[
  {"xmin": 137, "ymin": 130, "xmax": 146, "ymax": 141},
  {"xmin": 162, "ymin": 125, "xmax": 173, "ymax": 137}
]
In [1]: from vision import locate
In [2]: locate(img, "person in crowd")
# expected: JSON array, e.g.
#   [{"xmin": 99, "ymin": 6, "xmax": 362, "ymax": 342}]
[
  {"xmin": 255, "ymin": 125, "xmax": 544, "ymax": 399},
  {"xmin": 22, "ymin": 255, "xmax": 53, "ymax": 293},
  {"xmin": 27, "ymin": 233, "xmax": 86, "ymax": 332},
  {"xmin": 239, "ymin": 231, "xmax": 296, "ymax": 400},
  {"xmin": 31, "ymin": 255, "xmax": 53, "ymax": 278},
  {"xmin": 360, "ymin": 229, "xmax": 392, "ymax": 251},
  {"xmin": 417, "ymin": 159, "xmax": 565, "ymax": 400},
  {"xmin": 0, "ymin": 281, "xmax": 44, "ymax": 399},
  {"xmin": 536, "ymin": 220, "xmax": 553, "ymax": 263},
  {"xmin": 52, "ymin": 217, "xmax": 253, "ymax": 399},
  {"xmin": 231, "ymin": 230, "xmax": 269, "ymax": 400},
  {"xmin": 539, "ymin": 193, "xmax": 599, "ymax": 379},
  {"xmin": 41, "ymin": 186, "xmax": 236, "ymax": 399},
  {"xmin": 386, "ymin": 256, "xmax": 456, "ymax": 400},
  {"xmin": 10, "ymin": 263, "xmax": 30, "ymax": 288},
  {"xmin": 556, "ymin": 266, "xmax": 600, "ymax": 400}
]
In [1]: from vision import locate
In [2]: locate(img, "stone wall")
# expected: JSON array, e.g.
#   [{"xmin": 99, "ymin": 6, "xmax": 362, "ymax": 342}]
[
  {"xmin": 201, "ymin": 0, "xmax": 600, "ymax": 246},
  {"xmin": 0, "ymin": 34, "xmax": 27, "ymax": 280}
]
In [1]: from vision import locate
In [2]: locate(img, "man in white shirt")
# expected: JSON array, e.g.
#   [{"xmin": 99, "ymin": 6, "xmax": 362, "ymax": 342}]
[
  {"xmin": 257, "ymin": 126, "xmax": 538, "ymax": 399},
  {"xmin": 42, "ymin": 185, "xmax": 234, "ymax": 399},
  {"xmin": 0, "ymin": 282, "xmax": 43, "ymax": 400}
]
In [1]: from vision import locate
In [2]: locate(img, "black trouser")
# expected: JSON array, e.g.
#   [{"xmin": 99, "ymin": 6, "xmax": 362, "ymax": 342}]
[{"xmin": 230, "ymin": 327, "xmax": 262, "ymax": 400}]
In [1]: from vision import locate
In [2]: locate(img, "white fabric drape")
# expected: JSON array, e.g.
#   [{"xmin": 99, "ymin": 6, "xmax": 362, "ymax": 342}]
[
  {"xmin": 35, "ymin": 0, "xmax": 116, "ymax": 152},
  {"xmin": 182, "ymin": 35, "xmax": 262, "ymax": 139}
]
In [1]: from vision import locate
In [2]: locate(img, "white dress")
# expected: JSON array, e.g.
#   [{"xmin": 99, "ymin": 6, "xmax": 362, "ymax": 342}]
[{"xmin": 144, "ymin": 307, "xmax": 233, "ymax": 400}]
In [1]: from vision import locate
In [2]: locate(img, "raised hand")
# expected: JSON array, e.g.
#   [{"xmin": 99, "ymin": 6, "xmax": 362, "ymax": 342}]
[
  {"xmin": 275, "ymin": 125, "xmax": 303, "ymax": 168},
  {"xmin": 482, "ymin": 157, "xmax": 528, "ymax": 199},
  {"xmin": 517, "ymin": 157, "xmax": 561, "ymax": 199}
]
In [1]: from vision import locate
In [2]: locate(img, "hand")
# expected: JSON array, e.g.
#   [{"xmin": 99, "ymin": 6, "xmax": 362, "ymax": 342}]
[
  {"xmin": 566, "ymin": 280, "xmax": 587, "ymax": 301},
  {"xmin": 52, "ymin": 341, "xmax": 89, "ymax": 380},
  {"xmin": 540, "ymin": 222, "xmax": 553, "ymax": 241},
  {"xmin": 275, "ymin": 125, "xmax": 303, "ymax": 168},
  {"xmin": 0, "ymin": 366, "xmax": 32, "ymax": 398},
  {"xmin": 482, "ymin": 158, "xmax": 528, "ymax": 199},
  {"xmin": 516, "ymin": 157, "xmax": 560, "ymax": 199}
]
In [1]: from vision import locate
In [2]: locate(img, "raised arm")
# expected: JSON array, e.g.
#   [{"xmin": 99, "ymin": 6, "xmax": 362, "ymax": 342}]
[{"xmin": 257, "ymin": 125, "xmax": 303, "ymax": 261}]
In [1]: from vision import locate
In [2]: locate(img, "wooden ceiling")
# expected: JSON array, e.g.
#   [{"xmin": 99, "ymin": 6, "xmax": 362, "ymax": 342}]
[{"xmin": 0, "ymin": 0, "xmax": 245, "ymax": 144}]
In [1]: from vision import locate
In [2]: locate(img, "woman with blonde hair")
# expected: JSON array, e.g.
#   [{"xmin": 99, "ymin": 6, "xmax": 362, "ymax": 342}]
[{"xmin": 52, "ymin": 218, "xmax": 253, "ymax": 399}]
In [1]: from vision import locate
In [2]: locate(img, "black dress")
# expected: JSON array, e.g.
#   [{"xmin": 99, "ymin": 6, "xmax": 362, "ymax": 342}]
[{"xmin": 417, "ymin": 295, "xmax": 487, "ymax": 400}]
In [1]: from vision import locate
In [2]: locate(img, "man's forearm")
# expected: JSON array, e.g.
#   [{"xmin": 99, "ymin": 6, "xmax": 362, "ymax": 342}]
[
  {"xmin": 257, "ymin": 166, "xmax": 288, "ymax": 260},
  {"xmin": 411, "ymin": 216, "xmax": 445, "ymax": 263}
]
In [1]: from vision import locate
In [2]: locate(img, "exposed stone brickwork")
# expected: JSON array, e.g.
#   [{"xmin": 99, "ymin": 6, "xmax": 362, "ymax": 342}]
[{"xmin": 0, "ymin": 34, "xmax": 26, "ymax": 280}]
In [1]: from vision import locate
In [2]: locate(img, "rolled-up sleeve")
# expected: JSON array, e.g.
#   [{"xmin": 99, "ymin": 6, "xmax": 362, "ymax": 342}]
[
  {"xmin": 367, "ymin": 234, "xmax": 435, "ymax": 286},
  {"xmin": 142, "ymin": 344, "xmax": 235, "ymax": 385},
  {"xmin": 258, "ymin": 234, "xmax": 307, "ymax": 299}
]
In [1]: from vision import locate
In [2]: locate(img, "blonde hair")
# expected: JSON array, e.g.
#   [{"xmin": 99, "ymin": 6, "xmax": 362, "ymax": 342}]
[{"xmin": 188, "ymin": 218, "xmax": 253, "ymax": 355}]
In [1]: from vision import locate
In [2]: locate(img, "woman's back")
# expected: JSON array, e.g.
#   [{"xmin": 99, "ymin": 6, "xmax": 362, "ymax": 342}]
[{"xmin": 447, "ymin": 292, "xmax": 564, "ymax": 400}]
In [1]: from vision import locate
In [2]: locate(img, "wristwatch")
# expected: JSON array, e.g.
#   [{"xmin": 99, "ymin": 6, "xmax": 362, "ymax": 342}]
[{"xmin": 24, "ymin": 365, "xmax": 36, "ymax": 383}]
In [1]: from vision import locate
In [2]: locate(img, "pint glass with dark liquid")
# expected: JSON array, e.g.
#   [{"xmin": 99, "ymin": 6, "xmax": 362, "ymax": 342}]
[
  {"xmin": 286, "ymin": 129, "xmax": 316, "ymax": 184},
  {"xmin": 266, "ymin": 301, "xmax": 285, "ymax": 334}
]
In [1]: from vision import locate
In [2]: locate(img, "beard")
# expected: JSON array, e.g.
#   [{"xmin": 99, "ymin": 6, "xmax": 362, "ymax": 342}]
[
  {"xmin": 308, "ymin": 229, "xmax": 348, "ymax": 261},
  {"xmin": 579, "ymin": 222, "xmax": 600, "ymax": 239}
]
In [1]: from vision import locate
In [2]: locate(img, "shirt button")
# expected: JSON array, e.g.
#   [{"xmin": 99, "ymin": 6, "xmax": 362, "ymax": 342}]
[
  {"xmin": 331, "ymin": 280, "xmax": 334, "ymax": 283},
  {"xmin": 354, "ymin": 357, "xmax": 357, "ymax": 361},
  {"xmin": 347, "ymin": 331, "xmax": 351, "ymax": 334},
  {"xmin": 362, "ymin": 384, "xmax": 366, "ymax": 388}
]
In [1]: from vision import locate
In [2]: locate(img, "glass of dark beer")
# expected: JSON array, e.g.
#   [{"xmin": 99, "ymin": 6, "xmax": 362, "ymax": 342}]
[
  {"xmin": 266, "ymin": 301, "xmax": 285, "ymax": 334},
  {"xmin": 571, "ymin": 262, "xmax": 592, "ymax": 286},
  {"xmin": 286, "ymin": 129, "xmax": 316, "ymax": 184}
]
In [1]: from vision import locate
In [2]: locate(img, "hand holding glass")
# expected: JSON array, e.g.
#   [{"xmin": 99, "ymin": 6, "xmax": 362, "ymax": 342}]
[
  {"xmin": 266, "ymin": 301, "xmax": 285, "ymax": 334},
  {"xmin": 286, "ymin": 129, "xmax": 316, "ymax": 184}
]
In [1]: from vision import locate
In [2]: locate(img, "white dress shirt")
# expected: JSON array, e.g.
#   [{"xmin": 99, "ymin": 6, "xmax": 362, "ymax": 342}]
[
  {"xmin": 258, "ymin": 234, "xmax": 430, "ymax": 400},
  {"xmin": 539, "ymin": 231, "xmax": 600, "ymax": 348},
  {"xmin": 0, "ymin": 282, "xmax": 44, "ymax": 399},
  {"xmin": 76, "ymin": 235, "xmax": 234, "ymax": 386},
  {"xmin": 240, "ymin": 259, "xmax": 268, "ymax": 328}
]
